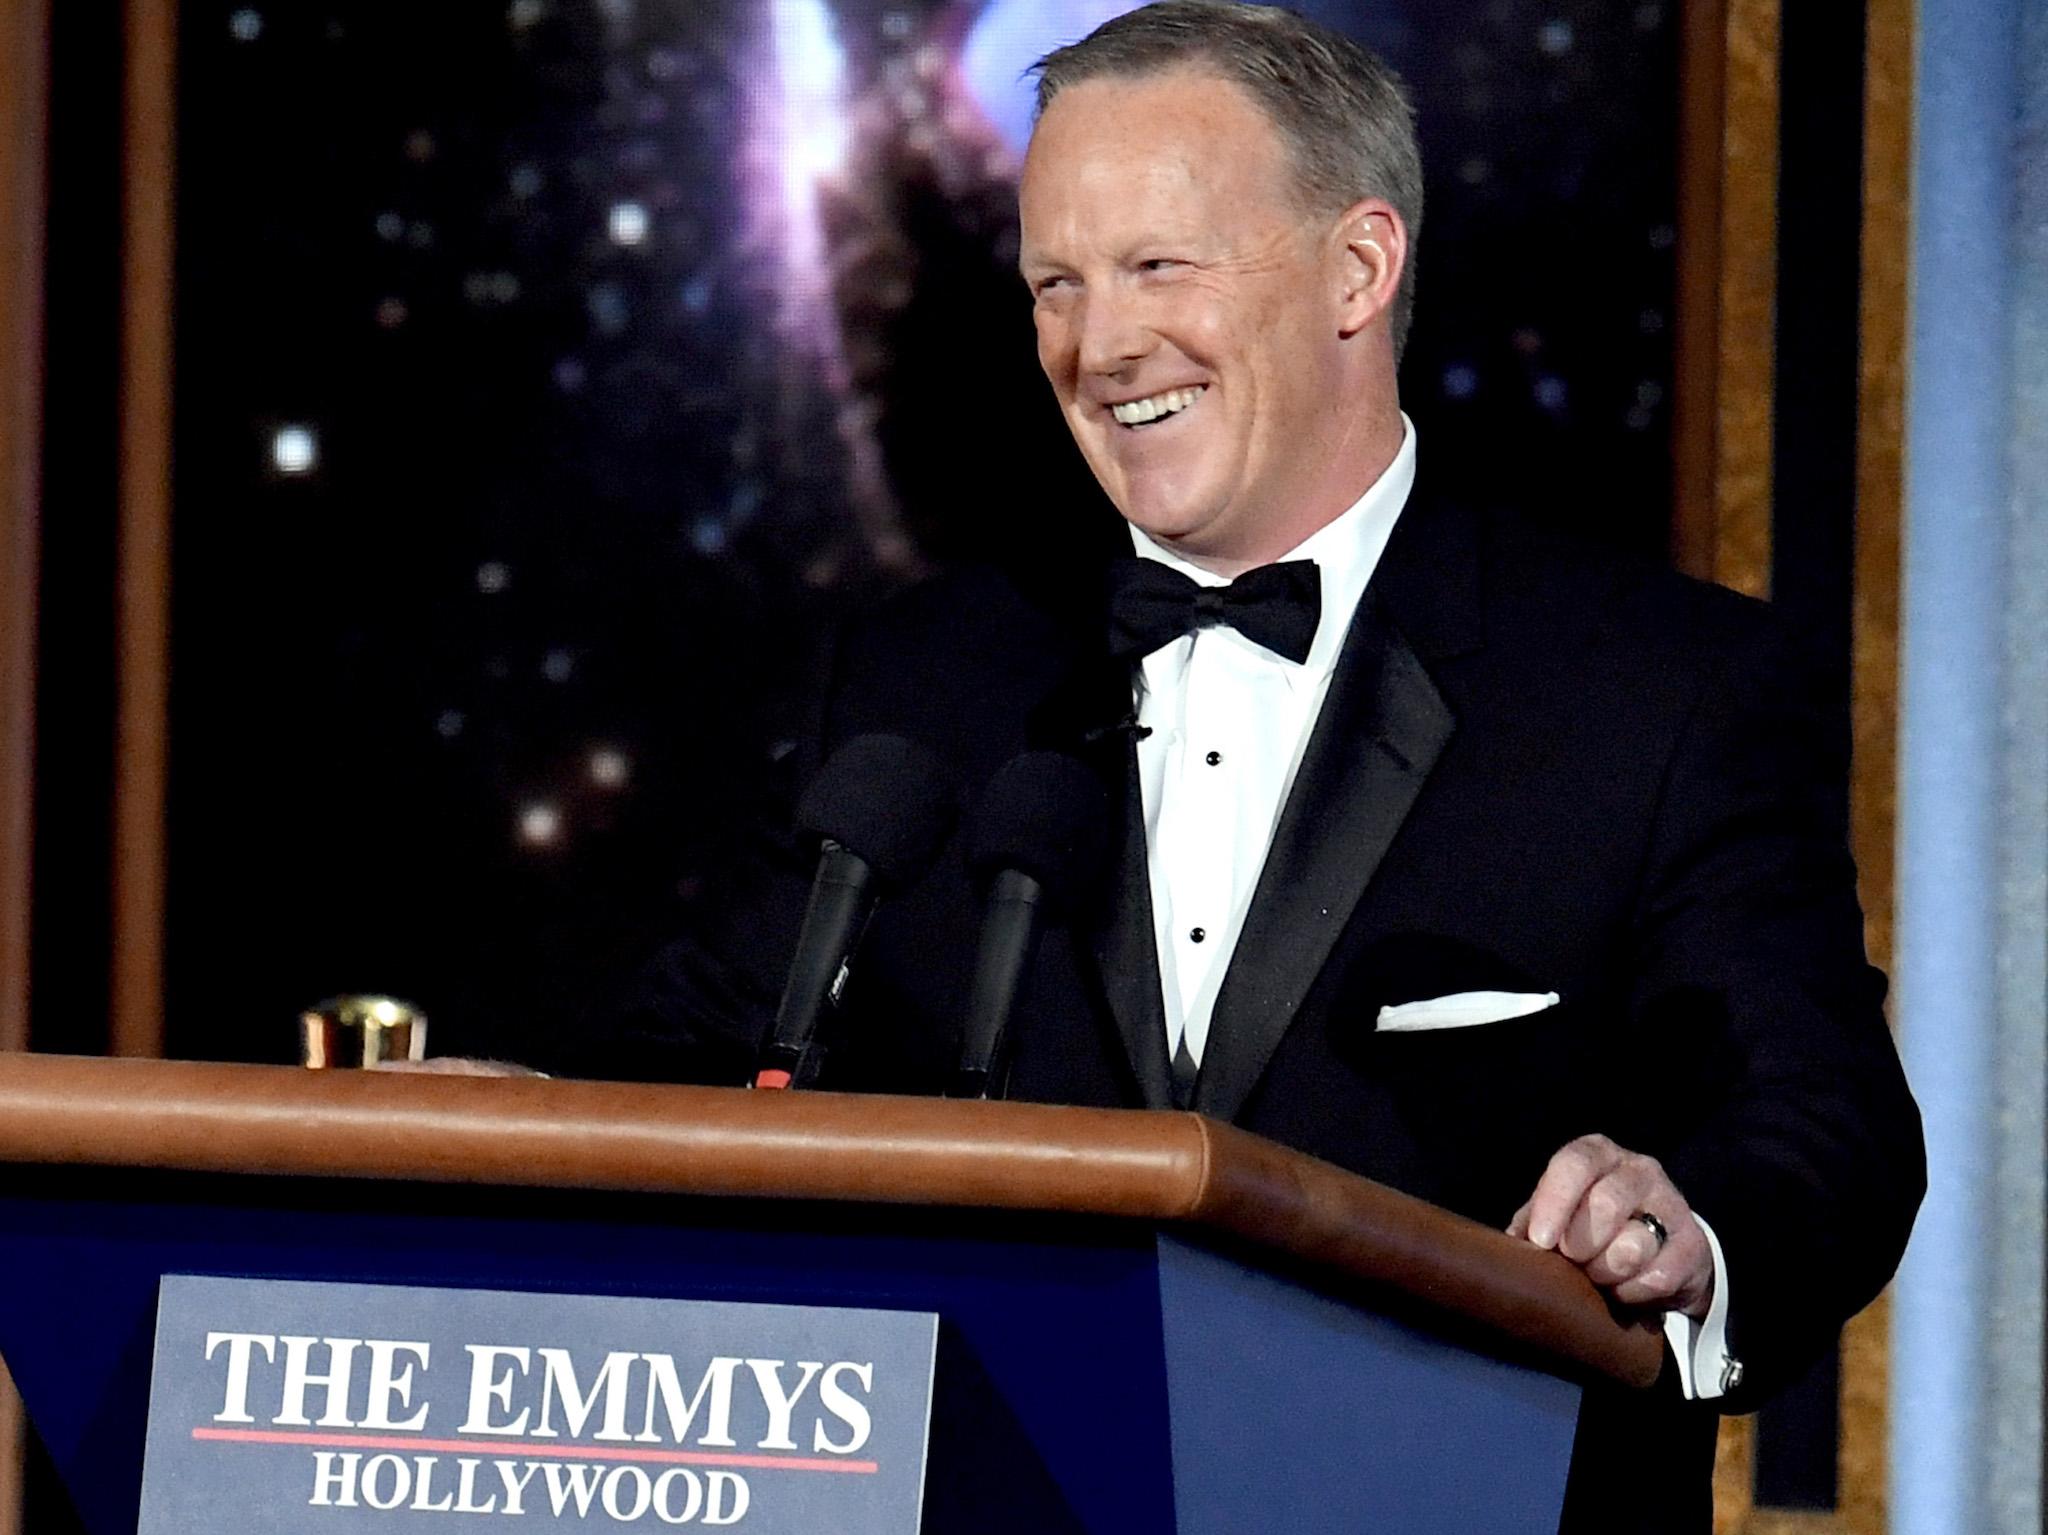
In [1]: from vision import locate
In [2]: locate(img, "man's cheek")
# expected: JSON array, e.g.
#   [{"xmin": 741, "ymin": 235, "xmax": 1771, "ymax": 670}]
[{"xmin": 1031, "ymin": 316, "xmax": 1070, "ymax": 378}]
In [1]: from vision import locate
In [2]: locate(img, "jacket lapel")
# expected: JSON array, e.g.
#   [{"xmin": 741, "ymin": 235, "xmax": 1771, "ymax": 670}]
[
  {"xmin": 1093, "ymin": 741, "xmax": 1176, "ymax": 1107},
  {"xmin": 1026, "ymin": 640, "xmax": 1176, "ymax": 1109},
  {"xmin": 1192, "ymin": 495, "xmax": 1481, "ymax": 1121}
]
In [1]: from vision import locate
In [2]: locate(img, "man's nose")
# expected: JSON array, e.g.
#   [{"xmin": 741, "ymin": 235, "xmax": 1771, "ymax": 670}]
[{"xmin": 1074, "ymin": 288, "xmax": 1151, "ymax": 376}]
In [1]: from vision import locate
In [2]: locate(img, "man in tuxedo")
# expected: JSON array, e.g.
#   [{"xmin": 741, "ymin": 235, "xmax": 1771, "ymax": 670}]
[{"xmin": 564, "ymin": 3, "xmax": 1924, "ymax": 1527}]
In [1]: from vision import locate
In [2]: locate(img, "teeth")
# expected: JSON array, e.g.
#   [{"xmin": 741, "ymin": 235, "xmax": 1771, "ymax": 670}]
[{"xmin": 1112, "ymin": 386, "xmax": 1206, "ymax": 426}]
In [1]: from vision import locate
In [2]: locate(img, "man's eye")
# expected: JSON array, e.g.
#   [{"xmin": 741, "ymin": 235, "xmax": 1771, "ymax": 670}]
[
  {"xmin": 1138, "ymin": 258, "xmax": 1183, "ymax": 273},
  {"xmin": 1032, "ymin": 274, "xmax": 1073, "ymax": 296}
]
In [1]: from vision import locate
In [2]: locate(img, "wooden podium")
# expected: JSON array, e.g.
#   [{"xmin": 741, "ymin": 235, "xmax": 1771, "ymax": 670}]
[{"xmin": 0, "ymin": 1055, "xmax": 1661, "ymax": 1533}]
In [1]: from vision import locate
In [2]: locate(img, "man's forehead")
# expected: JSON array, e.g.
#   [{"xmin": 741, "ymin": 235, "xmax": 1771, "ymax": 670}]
[{"xmin": 1020, "ymin": 70, "xmax": 1292, "ymax": 235}]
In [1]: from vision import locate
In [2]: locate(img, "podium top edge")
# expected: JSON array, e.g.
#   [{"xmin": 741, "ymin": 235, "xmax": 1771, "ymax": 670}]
[{"xmin": 0, "ymin": 1052, "xmax": 1666, "ymax": 1391}]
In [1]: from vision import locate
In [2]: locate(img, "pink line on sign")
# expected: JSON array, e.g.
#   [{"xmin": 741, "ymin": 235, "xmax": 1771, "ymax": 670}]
[{"xmin": 190, "ymin": 1426, "xmax": 879, "ymax": 1474}]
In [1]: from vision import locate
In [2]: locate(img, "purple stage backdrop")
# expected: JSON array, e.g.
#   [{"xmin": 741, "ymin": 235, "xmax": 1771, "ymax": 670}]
[{"xmin": 162, "ymin": 0, "xmax": 1680, "ymax": 1063}]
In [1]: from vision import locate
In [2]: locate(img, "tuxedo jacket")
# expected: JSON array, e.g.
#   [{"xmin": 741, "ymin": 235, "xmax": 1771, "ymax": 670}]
[{"xmin": 591, "ymin": 487, "xmax": 1924, "ymax": 1532}]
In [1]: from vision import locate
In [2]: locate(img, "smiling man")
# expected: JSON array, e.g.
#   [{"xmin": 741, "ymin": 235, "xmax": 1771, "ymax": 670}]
[
  {"xmin": 994, "ymin": 3, "xmax": 1916, "ymax": 1528},
  {"xmin": 588, "ymin": 4, "xmax": 1921, "ymax": 1529}
]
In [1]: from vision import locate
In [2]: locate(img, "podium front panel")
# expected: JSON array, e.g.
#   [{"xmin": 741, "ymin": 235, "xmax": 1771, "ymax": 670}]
[{"xmin": 0, "ymin": 1162, "xmax": 1582, "ymax": 1533}]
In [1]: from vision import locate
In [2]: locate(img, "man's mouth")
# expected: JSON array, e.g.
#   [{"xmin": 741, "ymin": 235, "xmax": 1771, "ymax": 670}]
[{"xmin": 1110, "ymin": 385, "xmax": 1207, "ymax": 429}]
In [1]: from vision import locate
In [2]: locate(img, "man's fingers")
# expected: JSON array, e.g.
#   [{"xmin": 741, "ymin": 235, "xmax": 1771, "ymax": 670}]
[
  {"xmin": 1614, "ymin": 1225, "xmax": 1714, "ymax": 1316},
  {"xmin": 1511, "ymin": 1132, "xmax": 1717, "ymax": 1321},
  {"xmin": 1582, "ymin": 1211, "xmax": 1675, "ymax": 1289},
  {"xmin": 1521, "ymin": 1134, "xmax": 1625, "ymax": 1249},
  {"xmin": 1557, "ymin": 1157, "xmax": 1666, "ymax": 1264}
]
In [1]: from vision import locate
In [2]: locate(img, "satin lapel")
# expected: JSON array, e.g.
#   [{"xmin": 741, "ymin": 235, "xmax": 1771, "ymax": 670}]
[
  {"xmin": 1027, "ymin": 647, "xmax": 1176, "ymax": 1109},
  {"xmin": 1092, "ymin": 739, "xmax": 1176, "ymax": 1107},
  {"xmin": 1192, "ymin": 591, "xmax": 1456, "ymax": 1121}
]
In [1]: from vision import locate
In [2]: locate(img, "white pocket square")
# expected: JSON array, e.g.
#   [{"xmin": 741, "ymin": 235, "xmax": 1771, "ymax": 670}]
[{"xmin": 1375, "ymin": 990, "xmax": 1562, "ymax": 1033}]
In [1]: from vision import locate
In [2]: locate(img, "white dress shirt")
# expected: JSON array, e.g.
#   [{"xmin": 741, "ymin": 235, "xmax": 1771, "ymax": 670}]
[
  {"xmin": 1131, "ymin": 420, "xmax": 1414, "ymax": 1069},
  {"xmin": 1126, "ymin": 416, "xmax": 1737, "ymax": 1399}
]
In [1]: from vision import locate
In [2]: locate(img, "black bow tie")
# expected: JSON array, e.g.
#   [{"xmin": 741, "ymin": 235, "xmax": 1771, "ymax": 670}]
[{"xmin": 1106, "ymin": 557, "xmax": 1322, "ymax": 665}]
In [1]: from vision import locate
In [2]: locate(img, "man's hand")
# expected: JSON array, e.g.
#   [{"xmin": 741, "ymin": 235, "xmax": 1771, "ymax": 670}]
[
  {"xmin": 365, "ymin": 1057, "xmax": 546, "ymax": 1078},
  {"xmin": 1507, "ymin": 1133, "xmax": 1714, "ymax": 1320}
]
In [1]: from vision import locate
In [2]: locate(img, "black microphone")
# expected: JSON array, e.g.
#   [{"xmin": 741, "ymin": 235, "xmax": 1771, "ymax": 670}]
[
  {"xmin": 755, "ymin": 733, "xmax": 959, "ymax": 1090},
  {"xmin": 950, "ymin": 752, "xmax": 1111, "ymax": 1100}
]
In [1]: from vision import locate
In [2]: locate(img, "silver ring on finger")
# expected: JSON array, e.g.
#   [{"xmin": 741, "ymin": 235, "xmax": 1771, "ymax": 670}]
[{"xmin": 1633, "ymin": 1211, "xmax": 1669, "ymax": 1249}]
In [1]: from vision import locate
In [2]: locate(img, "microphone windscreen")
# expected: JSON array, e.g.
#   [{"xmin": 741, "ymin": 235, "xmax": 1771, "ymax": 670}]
[
  {"xmin": 966, "ymin": 752, "xmax": 1112, "ymax": 911},
  {"xmin": 797, "ymin": 733, "xmax": 960, "ymax": 886}
]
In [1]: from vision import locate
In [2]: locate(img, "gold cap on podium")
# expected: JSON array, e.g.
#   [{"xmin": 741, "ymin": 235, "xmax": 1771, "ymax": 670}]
[{"xmin": 299, "ymin": 995, "xmax": 429, "ymax": 1068}]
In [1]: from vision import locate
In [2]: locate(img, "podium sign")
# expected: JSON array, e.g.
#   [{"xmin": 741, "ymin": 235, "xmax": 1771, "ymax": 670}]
[{"xmin": 137, "ymin": 1277, "xmax": 939, "ymax": 1533}]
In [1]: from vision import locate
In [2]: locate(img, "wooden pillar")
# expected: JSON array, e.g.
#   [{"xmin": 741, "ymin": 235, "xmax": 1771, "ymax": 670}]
[
  {"xmin": 113, "ymin": 0, "xmax": 176, "ymax": 1060},
  {"xmin": 1, "ymin": 0, "xmax": 50, "ymax": 1059},
  {"xmin": 1672, "ymin": 0, "xmax": 1781, "ymax": 602},
  {"xmin": 0, "ymin": 1, "xmax": 49, "ymax": 1526},
  {"xmin": 1829, "ymin": 0, "xmax": 1912, "ymax": 1523}
]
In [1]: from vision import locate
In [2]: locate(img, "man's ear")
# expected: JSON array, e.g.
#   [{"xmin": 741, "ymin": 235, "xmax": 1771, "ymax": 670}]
[{"xmin": 1334, "ymin": 201, "xmax": 1404, "ymax": 339}]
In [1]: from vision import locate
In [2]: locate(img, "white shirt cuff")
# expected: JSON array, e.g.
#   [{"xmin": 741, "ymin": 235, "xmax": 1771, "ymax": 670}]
[{"xmin": 1660, "ymin": 1213, "xmax": 1742, "ymax": 1400}]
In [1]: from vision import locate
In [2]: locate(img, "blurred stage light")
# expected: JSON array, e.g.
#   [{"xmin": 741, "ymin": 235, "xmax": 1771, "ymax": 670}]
[
  {"xmin": 586, "ymin": 281, "xmax": 630, "ymax": 335},
  {"xmin": 228, "ymin": 9, "xmax": 262, "ymax": 42},
  {"xmin": 271, "ymin": 425, "xmax": 317, "ymax": 475},
  {"xmin": 463, "ymin": 271, "xmax": 522, "ymax": 305},
  {"xmin": 608, "ymin": 200, "xmax": 651, "ymax": 247},
  {"xmin": 748, "ymin": 0, "xmax": 849, "ymax": 341},
  {"xmin": 588, "ymin": 747, "xmax": 631, "ymax": 789},
  {"xmin": 517, "ymin": 802, "xmax": 564, "ymax": 848}
]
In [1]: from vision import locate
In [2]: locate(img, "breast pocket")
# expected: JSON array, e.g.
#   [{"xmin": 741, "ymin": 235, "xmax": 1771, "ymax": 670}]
[{"xmin": 1357, "ymin": 997, "xmax": 1615, "ymax": 1223}]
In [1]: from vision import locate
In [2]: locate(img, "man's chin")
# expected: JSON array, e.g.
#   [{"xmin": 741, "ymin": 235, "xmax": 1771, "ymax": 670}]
[
  {"xmin": 1118, "ymin": 515, "xmax": 1202, "ymax": 556},
  {"xmin": 1113, "ymin": 499, "xmax": 1213, "ymax": 548},
  {"xmin": 1118, "ymin": 503, "xmax": 1238, "ymax": 555}
]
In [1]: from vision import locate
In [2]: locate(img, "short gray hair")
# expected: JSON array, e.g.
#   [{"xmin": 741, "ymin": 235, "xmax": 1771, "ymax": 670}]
[{"xmin": 1032, "ymin": 1, "xmax": 1424, "ymax": 357}]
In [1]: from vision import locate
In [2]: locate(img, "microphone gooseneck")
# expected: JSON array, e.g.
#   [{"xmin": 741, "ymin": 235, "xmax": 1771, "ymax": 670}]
[
  {"xmin": 755, "ymin": 733, "xmax": 958, "ymax": 1090},
  {"xmin": 950, "ymin": 752, "xmax": 1110, "ymax": 1100}
]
